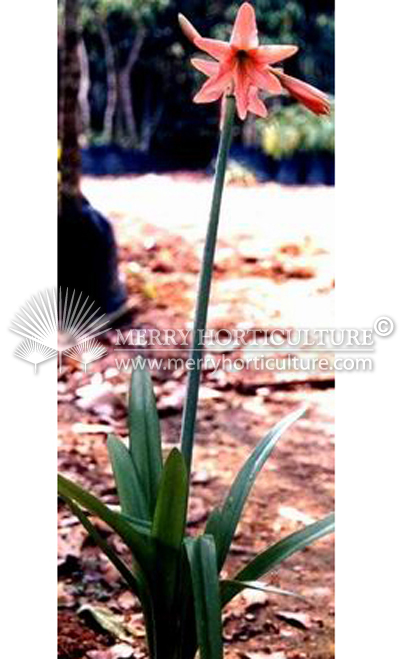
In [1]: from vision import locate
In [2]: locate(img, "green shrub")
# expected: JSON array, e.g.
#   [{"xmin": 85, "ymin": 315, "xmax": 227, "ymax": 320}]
[{"xmin": 260, "ymin": 101, "xmax": 335, "ymax": 159}]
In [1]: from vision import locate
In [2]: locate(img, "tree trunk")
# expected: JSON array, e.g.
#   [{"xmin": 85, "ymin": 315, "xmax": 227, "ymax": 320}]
[
  {"xmin": 118, "ymin": 26, "xmax": 145, "ymax": 146},
  {"xmin": 58, "ymin": 1, "xmax": 126, "ymax": 316},
  {"xmin": 78, "ymin": 37, "xmax": 91, "ymax": 143},
  {"xmin": 58, "ymin": 23, "xmax": 64, "ymax": 143},
  {"xmin": 60, "ymin": 0, "xmax": 81, "ymax": 204},
  {"xmin": 97, "ymin": 19, "xmax": 117, "ymax": 144},
  {"xmin": 138, "ymin": 83, "xmax": 164, "ymax": 153}
]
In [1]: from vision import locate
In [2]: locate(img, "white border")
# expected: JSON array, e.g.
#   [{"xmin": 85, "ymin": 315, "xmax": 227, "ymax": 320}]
[
  {"xmin": 1, "ymin": 1, "xmax": 57, "ymax": 657},
  {"xmin": 2, "ymin": 1, "xmax": 400, "ymax": 657},
  {"xmin": 336, "ymin": 1, "xmax": 400, "ymax": 655}
]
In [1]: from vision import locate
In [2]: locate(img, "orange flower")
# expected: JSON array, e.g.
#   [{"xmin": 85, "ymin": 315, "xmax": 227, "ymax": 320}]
[{"xmin": 179, "ymin": 2, "xmax": 329, "ymax": 120}]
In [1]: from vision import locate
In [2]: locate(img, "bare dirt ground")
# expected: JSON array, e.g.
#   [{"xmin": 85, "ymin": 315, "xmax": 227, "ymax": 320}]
[{"xmin": 58, "ymin": 174, "xmax": 335, "ymax": 659}]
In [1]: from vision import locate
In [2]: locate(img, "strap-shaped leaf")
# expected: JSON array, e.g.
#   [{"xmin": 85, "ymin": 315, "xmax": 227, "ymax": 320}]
[
  {"xmin": 175, "ymin": 555, "xmax": 198, "ymax": 659},
  {"xmin": 107, "ymin": 435, "xmax": 149, "ymax": 521},
  {"xmin": 204, "ymin": 507, "xmax": 222, "ymax": 538},
  {"xmin": 63, "ymin": 493, "xmax": 158, "ymax": 659},
  {"xmin": 58, "ymin": 474, "xmax": 154, "ymax": 573},
  {"xmin": 223, "ymin": 513, "xmax": 334, "ymax": 606},
  {"xmin": 152, "ymin": 448, "xmax": 188, "ymax": 550},
  {"xmin": 150, "ymin": 449, "xmax": 189, "ymax": 620},
  {"xmin": 220, "ymin": 579, "xmax": 304, "ymax": 605},
  {"xmin": 129, "ymin": 362, "xmax": 163, "ymax": 515},
  {"xmin": 185, "ymin": 535, "xmax": 223, "ymax": 659},
  {"xmin": 61, "ymin": 494, "xmax": 140, "ymax": 596},
  {"xmin": 207, "ymin": 407, "xmax": 307, "ymax": 569},
  {"xmin": 119, "ymin": 514, "xmax": 152, "ymax": 536}
]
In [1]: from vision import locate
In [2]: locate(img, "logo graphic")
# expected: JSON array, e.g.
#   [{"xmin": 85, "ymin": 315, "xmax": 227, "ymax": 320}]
[
  {"xmin": 64, "ymin": 338, "xmax": 107, "ymax": 372},
  {"xmin": 14, "ymin": 339, "xmax": 57, "ymax": 374},
  {"xmin": 11, "ymin": 288, "xmax": 109, "ymax": 373}
]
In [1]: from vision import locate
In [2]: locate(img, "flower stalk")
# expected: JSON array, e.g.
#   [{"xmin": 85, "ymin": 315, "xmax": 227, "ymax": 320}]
[{"xmin": 180, "ymin": 95, "xmax": 236, "ymax": 474}]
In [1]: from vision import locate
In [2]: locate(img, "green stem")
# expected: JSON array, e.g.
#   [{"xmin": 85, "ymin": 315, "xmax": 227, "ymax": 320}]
[{"xmin": 180, "ymin": 96, "xmax": 236, "ymax": 474}]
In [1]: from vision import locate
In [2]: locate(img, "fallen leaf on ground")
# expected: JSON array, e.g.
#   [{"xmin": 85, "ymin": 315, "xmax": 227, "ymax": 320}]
[
  {"xmin": 157, "ymin": 383, "xmax": 186, "ymax": 413},
  {"xmin": 199, "ymin": 385, "xmax": 224, "ymax": 400},
  {"xmin": 79, "ymin": 605, "xmax": 135, "ymax": 643},
  {"xmin": 192, "ymin": 469, "xmax": 213, "ymax": 485},
  {"xmin": 276, "ymin": 610, "xmax": 312, "ymax": 630},
  {"xmin": 57, "ymin": 582, "xmax": 75, "ymax": 608},
  {"xmin": 117, "ymin": 591, "xmax": 136, "ymax": 611},
  {"xmin": 240, "ymin": 587, "xmax": 269, "ymax": 609},
  {"xmin": 71, "ymin": 423, "xmax": 114, "ymax": 435},
  {"xmin": 241, "ymin": 652, "xmax": 286, "ymax": 659},
  {"xmin": 75, "ymin": 382, "xmax": 123, "ymax": 418},
  {"xmin": 188, "ymin": 496, "xmax": 208, "ymax": 525},
  {"xmin": 278, "ymin": 506, "xmax": 316, "ymax": 525},
  {"xmin": 87, "ymin": 646, "xmax": 134, "ymax": 659}
]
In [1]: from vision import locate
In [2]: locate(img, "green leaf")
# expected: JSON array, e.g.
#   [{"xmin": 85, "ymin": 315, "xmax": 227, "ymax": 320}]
[
  {"xmin": 185, "ymin": 535, "xmax": 223, "ymax": 659},
  {"xmin": 223, "ymin": 513, "xmax": 334, "ymax": 606},
  {"xmin": 175, "ymin": 555, "xmax": 198, "ymax": 659},
  {"xmin": 207, "ymin": 407, "xmax": 307, "ymax": 570},
  {"xmin": 57, "ymin": 474, "xmax": 154, "ymax": 573},
  {"xmin": 220, "ymin": 579, "xmax": 304, "ymax": 605},
  {"xmin": 204, "ymin": 507, "xmax": 222, "ymax": 539},
  {"xmin": 150, "ymin": 449, "xmax": 189, "ymax": 624},
  {"xmin": 129, "ymin": 361, "xmax": 163, "ymax": 515},
  {"xmin": 58, "ymin": 475, "xmax": 157, "ymax": 646},
  {"xmin": 107, "ymin": 435, "xmax": 150, "ymax": 521},
  {"xmin": 61, "ymin": 494, "xmax": 140, "ymax": 596},
  {"xmin": 152, "ymin": 448, "xmax": 188, "ymax": 550},
  {"xmin": 119, "ymin": 513, "xmax": 152, "ymax": 536}
]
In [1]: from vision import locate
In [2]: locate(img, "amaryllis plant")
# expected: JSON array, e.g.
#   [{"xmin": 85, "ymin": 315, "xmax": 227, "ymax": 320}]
[{"xmin": 58, "ymin": 4, "xmax": 334, "ymax": 659}]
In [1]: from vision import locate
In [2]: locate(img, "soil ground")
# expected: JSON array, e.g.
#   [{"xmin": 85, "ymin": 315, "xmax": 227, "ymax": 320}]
[{"xmin": 58, "ymin": 174, "xmax": 335, "ymax": 659}]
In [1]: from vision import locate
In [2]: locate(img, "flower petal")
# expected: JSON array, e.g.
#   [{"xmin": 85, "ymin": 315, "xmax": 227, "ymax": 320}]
[
  {"xmin": 254, "ymin": 45, "xmax": 298, "ymax": 66},
  {"xmin": 230, "ymin": 2, "xmax": 258, "ymax": 50},
  {"xmin": 178, "ymin": 14, "xmax": 202, "ymax": 44},
  {"xmin": 194, "ymin": 80, "xmax": 224, "ymax": 104},
  {"xmin": 194, "ymin": 36, "xmax": 231, "ymax": 61},
  {"xmin": 247, "ymin": 64, "xmax": 282, "ymax": 94},
  {"xmin": 193, "ymin": 68, "xmax": 233, "ymax": 104},
  {"xmin": 274, "ymin": 71, "xmax": 330, "ymax": 115},
  {"xmin": 248, "ymin": 86, "xmax": 268, "ymax": 118},
  {"xmin": 234, "ymin": 65, "xmax": 251, "ymax": 120},
  {"xmin": 191, "ymin": 58, "xmax": 219, "ymax": 77}
]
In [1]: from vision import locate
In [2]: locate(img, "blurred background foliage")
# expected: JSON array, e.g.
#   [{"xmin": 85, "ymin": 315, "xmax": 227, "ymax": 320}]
[
  {"xmin": 59, "ymin": 0, "xmax": 334, "ymax": 175},
  {"xmin": 260, "ymin": 102, "xmax": 335, "ymax": 159}
]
